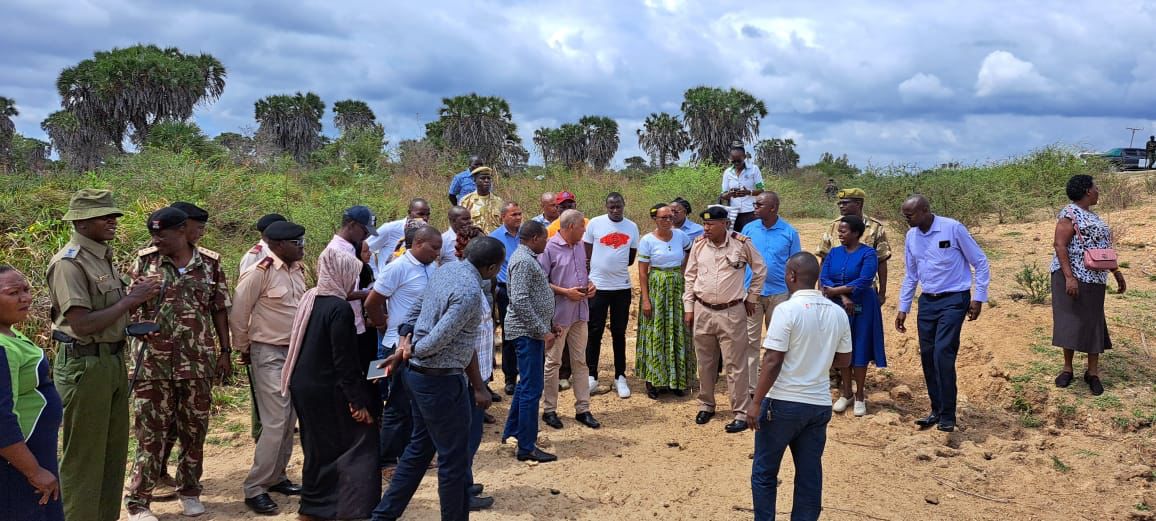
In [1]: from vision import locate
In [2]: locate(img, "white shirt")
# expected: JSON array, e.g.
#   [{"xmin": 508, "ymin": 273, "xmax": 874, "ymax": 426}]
[
  {"xmin": 721, "ymin": 161, "xmax": 764, "ymax": 213},
  {"xmin": 372, "ymin": 251, "xmax": 435, "ymax": 350},
  {"xmin": 367, "ymin": 218, "xmax": 407, "ymax": 276},
  {"xmin": 238, "ymin": 240, "xmax": 269, "ymax": 276},
  {"xmin": 763, "ymin": 289, "xmax": 852, "ymax": 407},
  {"xmin": 583, "ymin": 215, "xmax": 640, "ymax": 291},
  {"xmin": 637, "ymin": 230, "xmax": 692, "ymax": 269},
  {"xmin": 438, "ymin": 228, "xmax": 459, "ymax": 266}
]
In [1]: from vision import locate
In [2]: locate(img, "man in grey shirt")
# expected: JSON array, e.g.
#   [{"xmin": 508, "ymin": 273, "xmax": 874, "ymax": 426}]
[
  {"xmin": 371, "ymin": 237, "xmax": 504, "ymax": 521},
  {"xmin": 500, "ymin": 220, "xmax": 560, "ymax": 463}
]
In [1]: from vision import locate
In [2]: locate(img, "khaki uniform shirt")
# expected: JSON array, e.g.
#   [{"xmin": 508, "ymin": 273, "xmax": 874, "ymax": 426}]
[
  {"xmin": 46, "ymin": 233, "xmax": 131, "ymax": 344},
  {"xmin": 460, "ymin": 192, "xmax": 505, "ymax": 232},
  {"xmin": 129, "ymin": 247, "xmax": 230, "ymax": 381},
  {"xmin": 237, "ymin": 240, "xmax": 270, "ymax": 276},
  {"xmin": 683, "ymin": 232, "xmax": 767, "ymax": 308},
  {"xmin": 230, "ymin": 252, "xmax": 306, "ymax": 350},
  {"xmin": 816, "ymin": 214, "xmax": 892, "ymax": 261}
]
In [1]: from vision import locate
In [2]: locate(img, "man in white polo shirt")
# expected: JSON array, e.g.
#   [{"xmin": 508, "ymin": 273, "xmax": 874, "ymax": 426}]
[
  {"xmin": 365, "ymin": 225, "xmax": 441, "ymax": 473},
  {"xmin": 747, "ymin": 252, "xmax": 851, "ymax": 521}
]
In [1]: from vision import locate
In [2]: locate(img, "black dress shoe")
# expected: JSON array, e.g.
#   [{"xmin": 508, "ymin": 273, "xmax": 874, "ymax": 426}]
[
  {"xmin": 914, "ymin": 414, "xmax": 940, "ymax": 428},
  {"xmin": 268, "ymin": 480, "xmax": 302, "ymax": 496},
  {"xmin": 488, "ymin": 387, "xmax": 502, "ymax": 403},
  {"xmin": 575, "ymin": 412, "xmax": 601, "ymax": 429},
  {"xmin": 244, "ymin": 493, "xmax": 278, "ymax": 515},
  {"xmin": 645, "ymin": 382, "xmax": 659, "ymax": 400},
  {"xmin": 695, "ymin": 411, "xmax": 715, "ymax": 425},
  {"xmin": 516, "ymin": 448, "xmax": 558, "ymax": 463},
  {"xmin": 469, "ymin": 495, "xmax": 495, "ymax": 511},
  {"xmin": 542, "ymin": 411, "xmax": 564, "ymax": 429},
  {"xmin": 671, "ymin": 389, "xmax": 686, "ymax": 397},
  {"xmin": 937, "ymin": 420, "xmax": 956, "ymax": 432},
  {"xmin": 504, "ymin": 383, "xmax": 516, "ymax": 396},
  {"xmin": 483, "ymin": 412, "xmax": 497, "ymax": 424},
  {"xmin": 724, "ymin": 419, "xmax": 749, "ymax": 433},
  {"xmin": 1084, "ymin": 372, "xmax": 1104, "ymax": 396},
  {"xmin": 1055, "ymin": 371, "xmax": 1074, "ymax": 388},
  {"xmin": 468, "ymin": 483, "xmax": 484, "ymax": 496}
]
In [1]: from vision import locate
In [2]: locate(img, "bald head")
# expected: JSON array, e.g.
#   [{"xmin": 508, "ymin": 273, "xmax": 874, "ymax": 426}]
[
  {"xmin": 903, "ymin": 194, "xmax": 930, "ymax": 212},
  {"xmin": 785, "ymin": 252, "xmax": 820, "ymax": 293},
  {"xmin": 901, "ymin": 194, "xmax": 933, "ymax": 230},
  {"xmin": 540, "ymin": 192, "xmax": 560, "ymax": 221}
]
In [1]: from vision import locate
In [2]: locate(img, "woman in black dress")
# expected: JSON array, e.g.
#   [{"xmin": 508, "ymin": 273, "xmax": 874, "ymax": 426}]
[{"xmin": 281, "ymin": 248, "xmax": 379, "ymax": 520}]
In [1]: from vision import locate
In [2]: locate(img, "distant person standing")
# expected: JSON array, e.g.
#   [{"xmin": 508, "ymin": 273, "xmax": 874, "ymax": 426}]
[
  {"xmin": 1147, "ymin": 136, "xmax": 1156, "ymax": 169},
  {"xmin": 817, "ymin": 188, "xmax": 891, "ymax": 305},
  {"xmin": 532, "ymin": 192, "xmax": 560, "ymax": 226},
  {"xmin": 748, "ymin": 253, "xmax": 852, "ymax": 521},
  {"xmin": 670, "ymin": 197, "xmax": 704, "ymax": 240},
  {"xmin": 824, "ymin": 179, "xmax": 839, "ymax": 201},
  {"xmin": 239, "ymin": 214, "xmax": 287, "ymax": 275},
  {"xmin": 546, "ymin": 191, "xmax": 583, "ymax": 238},
  {"xmin": 460, "ymin": 167, "xmax": 505, "ymax": 232},
  {"xmin": 895, "ymin": 195, "xmax": 990, "ymax": 433},
  {"xmin": 584, "ymin": 192, "xmax": 640, "ymax": 398},
  {"xmin": 448, "ymin": 156, "xmax": 485, "ymax": 206},
  {"xmin": 490, "ymin": 202, "xmax": 524, "ymax": 395},
  {"xmin": 366, "ymin": 199, "xmax": 431, "ymax": 275},
  {"xmin": 720, "ymin": 143, "xmax": 764, "ymax": 232}
]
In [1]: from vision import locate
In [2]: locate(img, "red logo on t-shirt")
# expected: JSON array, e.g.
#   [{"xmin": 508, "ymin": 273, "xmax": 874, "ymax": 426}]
[{"xmin": 600, "ymin": 232, "xmax": 630, "ymax": 249}]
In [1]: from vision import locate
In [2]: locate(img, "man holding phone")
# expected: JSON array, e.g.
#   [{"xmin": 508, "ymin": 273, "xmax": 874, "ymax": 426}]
[{"xmin": 720, "ymin": 143, "xmax": 765, "ymax": 233}]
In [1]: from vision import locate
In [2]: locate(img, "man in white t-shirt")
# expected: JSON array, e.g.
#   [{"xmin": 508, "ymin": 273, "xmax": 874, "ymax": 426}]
[
  {"xmin": 367, "ymin": 198, "xmax": 432, "ymax": 276},
  {"xmin": 582, "ymin": 192, "xmax": 640, "ymax": 398},
  {"xmin": 747, "ymin": 252, "xmax": 851, "ymax": 521},
  {"xmin": 364, "ymin": 226, "xmax": 441, "ymax": 472}
]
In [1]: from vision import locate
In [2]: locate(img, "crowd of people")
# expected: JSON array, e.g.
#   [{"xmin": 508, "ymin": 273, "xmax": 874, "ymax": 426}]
[{"xmin": 0, "ymin": 144, "xmax": 1128, "ymax": 521}]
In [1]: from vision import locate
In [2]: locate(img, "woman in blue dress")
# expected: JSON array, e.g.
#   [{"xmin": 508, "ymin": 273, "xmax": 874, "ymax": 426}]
[
  {"xmin": 0, "ymin": 265, "xmax": 64, "ymax": 521},
  {"xmin": 820, "ymin": 216, "xmax": 886, "ymax": 417}
]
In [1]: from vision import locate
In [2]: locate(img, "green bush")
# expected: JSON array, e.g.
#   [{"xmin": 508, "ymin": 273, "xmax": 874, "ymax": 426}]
[{"xmin": 1013, "ymin": 263, "xmax": 1051, "ymax": 305}]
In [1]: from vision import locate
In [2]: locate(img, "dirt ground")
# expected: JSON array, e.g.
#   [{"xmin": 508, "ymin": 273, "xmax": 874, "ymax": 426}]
[{"xmin": 138, "ymin": 197, "xmax": 1156, "ymax": 521}]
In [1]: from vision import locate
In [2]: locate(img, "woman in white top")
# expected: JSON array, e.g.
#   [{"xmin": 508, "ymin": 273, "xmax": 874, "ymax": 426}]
[{"xmin": 635, "ymin": 203, "xmax": 695, "ymax": 399}]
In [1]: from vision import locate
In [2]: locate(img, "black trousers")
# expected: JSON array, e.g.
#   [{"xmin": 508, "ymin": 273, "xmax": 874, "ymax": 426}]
[
  {"xmin": 586, "ymin": 288, "xmax": 632, "ymax": 380},
  {"xmin": 497, "ymin": 282, "xmax": 517, "ymax": 386}
]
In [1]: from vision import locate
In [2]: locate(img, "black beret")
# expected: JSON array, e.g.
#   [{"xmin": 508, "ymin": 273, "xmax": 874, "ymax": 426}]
[
  {"xmin": 147, "ymin": 207, "xmax": 188, "ymax": 232},
  {"xmin": 170, "ymin": 202, "xmax": 209, "ymax": 222},
  {"xmin": 701, "ymin": 206, "xmax": 729, "ymax": 221},
  {"xmin": 264, "ymin": 221, "xmax": 305, "ymax": 241},
  {"xmin": 256, "ymin": 213, "xmax": 287, "ymax": 232}
]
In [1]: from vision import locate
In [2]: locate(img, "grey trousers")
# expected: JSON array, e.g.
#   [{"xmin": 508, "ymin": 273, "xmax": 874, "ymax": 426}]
[{"xmin": 243, "ymin": 342, "xmax": 297, "ymax": 498}]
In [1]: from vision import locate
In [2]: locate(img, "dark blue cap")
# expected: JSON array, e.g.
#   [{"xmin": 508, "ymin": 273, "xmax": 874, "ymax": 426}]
[{"xmin": 343, "ymin": 205, "xmax": 378, "ymax": 235}]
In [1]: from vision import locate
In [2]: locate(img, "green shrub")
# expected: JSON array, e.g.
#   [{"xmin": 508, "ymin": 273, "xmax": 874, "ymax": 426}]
[{"xmin": 1013, "ymin": 263, "xmax": 1051, "ymax": 305}]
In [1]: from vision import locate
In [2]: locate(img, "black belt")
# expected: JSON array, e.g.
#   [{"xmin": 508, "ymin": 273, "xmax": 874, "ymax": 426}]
[
  {"xmin": 921, "ymin": 290, "xmax": 967, "ymax": 300},
  {"xmin": 408, "ymin": 363, "xmax": 463, "ymax": 376},
  {"xmin": 695, "ymin": 297, "xmax": 744, "ymax": 311},
  {"xmin": 64, "ymin": 341, "xmax": 125, "ymax": 357}
]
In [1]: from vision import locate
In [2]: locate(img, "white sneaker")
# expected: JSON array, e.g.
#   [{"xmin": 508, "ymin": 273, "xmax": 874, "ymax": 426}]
[
  {"xmin": 832, "ymin": 396, "xmax": 851, "ymax": 413},
  {"xmin": 179, "ymin": 496, "xmax": 206, "ymax": 517},
  {"xmin": 853, "ymin": 400, "xmax": 867, "ymax": 417},
  {"xmin": 128, "ymin": 508, "xmax": 159, "ymax": 521},
  {"xmin": 559, "ymin": 378, "xmax": 571, "ymax": 391},
  {"xmin": 588, "ymin": 376, "xmax": 598, "ymax": 390},
  {"xmin": 615, "ymin": 376, "xmax": 631, "ymax": 398}
]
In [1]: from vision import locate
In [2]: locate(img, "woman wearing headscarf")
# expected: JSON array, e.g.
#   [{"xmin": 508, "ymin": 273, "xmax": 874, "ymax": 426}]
[
  {"xmin": 635, "ymin": 203, "xmax": 694, "ymax": 399},
  {"xmin": 282, "ymin": 249, "xmax": 379, "ymax": 520},
  {"xmin": 0, "ymin": 265, "xmax": 63, "ymax": 521},
  {"xmin": 1051, "ymin": 174, "xmax": 1125, "ymax": 396}
]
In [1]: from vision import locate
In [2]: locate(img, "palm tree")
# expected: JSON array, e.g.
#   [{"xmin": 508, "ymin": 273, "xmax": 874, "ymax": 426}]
[
  {"xmin": 425, "ymin": 93, "xmax": 519, "ymax": 165},
  {"xmin": 553, "ymin": 123, "xmax": 588, "ymax": 168},
  {"xmin": 332, "ymin": 99, "xmax": 377, "ymax": 134},
  {"xmin": 254, "ymin": 92, "xmax": 326, "ymax": 163},
  {"xmin": 636, "ymin": 112, "xmax": 690, "ymax": 169},
  {"xmin": 579, "ymin": 115, "xmax": 619, "ymax": 171},
  {"xmin": 680, "ymin": 86, "xmax": 767, "ymax": 164},
  {"xmin": 1, "ymin": 97, "xmax": 17, "ymax": 172},
  {"xmin": 534, "ymin": 127, "xmax": 557, "ymax": 167},
  {"xmin": 754, "ymin": 138, "xmax": 800, "ymax": 174},
  {"xmin": 41, "ymin": 110, "xmax": 115, "ymax": 172},
  {"xmin": 56, "ymin": 45, "xmax": 226, "ymax": 148}
]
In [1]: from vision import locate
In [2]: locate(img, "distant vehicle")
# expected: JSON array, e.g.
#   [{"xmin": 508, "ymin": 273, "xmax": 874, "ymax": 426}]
[{"xmin": 1078, "ymin": 148, "xmax": 1147, "ymax": 170}]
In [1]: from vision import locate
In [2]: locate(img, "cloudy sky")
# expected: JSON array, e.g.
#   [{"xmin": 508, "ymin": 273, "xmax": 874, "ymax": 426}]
[{"xmin": 4, "ymin": 0, "xmax": 1156, "ymax": 168}]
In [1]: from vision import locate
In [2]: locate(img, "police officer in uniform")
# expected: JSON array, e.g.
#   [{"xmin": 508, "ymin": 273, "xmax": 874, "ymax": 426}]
[
  {"xmin": 683, "ymin": 206, "xmax": 766, "ymax": 433},
  {"xmin": 239, "ymin": 213, "xmax": 288, "ymax": 275},
  {"xmin": 47, "ymin": 189, "xmax": 160, "ymax": 521},
  {"xmin": 816, "ymin": 188, "xmax": 891, "ymax": 303}
]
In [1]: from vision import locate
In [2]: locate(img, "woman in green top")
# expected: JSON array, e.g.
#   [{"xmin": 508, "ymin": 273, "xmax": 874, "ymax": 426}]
[{"xmin": 0, "ymin": 265, "xmax": 64, "ymax": 520}]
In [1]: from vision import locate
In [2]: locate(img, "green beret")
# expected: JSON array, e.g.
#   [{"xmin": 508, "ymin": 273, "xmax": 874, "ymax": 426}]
[{"xmin": 837, "ymin": 188, "xmax": 866, "ymax": 200}]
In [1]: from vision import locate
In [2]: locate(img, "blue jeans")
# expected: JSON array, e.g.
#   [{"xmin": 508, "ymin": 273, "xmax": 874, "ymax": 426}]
[
  {"xmin": 917, "ymin": 291, "xmax": 969, "ymax": 422},
  {"xmin": 751, "ymin": 398, "xmax": 832, "ymax": 521},
  {"xmin": 501, "ymin": 336, "xmax": 544, "ymax": 455},
  {"xmin": 372, "ymin": 370, "xmax": 471, "ymax": 521},
  {"xmin": 378, "ymin": 361, "xmax": 412, "ymax": 468}
]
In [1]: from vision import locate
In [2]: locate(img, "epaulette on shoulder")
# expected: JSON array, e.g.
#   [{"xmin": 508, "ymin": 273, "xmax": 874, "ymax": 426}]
[
  {"xmin": 60, "ymin": 246, "xmax": 80, "ymax": 260},
  {"xmin": 730, "ymin": 231, "xmax": 748, "ymax": 242},
  {"xmin": 248, "ymin": 243, "xmax": 264, "ymax": 254},
  {"xmin": 137, "ymin": 246, "xmax": 158, "ymax": 257},
  {"xmin": 197, "ymin": 246, "xmax": 220, "ymax": 261},
  {"xmin": 256, "ymin": 257, "xmax": 274, "ymax": 271}
]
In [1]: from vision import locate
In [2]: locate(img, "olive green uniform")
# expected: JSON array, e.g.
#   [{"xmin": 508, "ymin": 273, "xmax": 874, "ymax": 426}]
[{"xmin": 47, "ymin": 232, "xmax": 133, "ymax": 521}]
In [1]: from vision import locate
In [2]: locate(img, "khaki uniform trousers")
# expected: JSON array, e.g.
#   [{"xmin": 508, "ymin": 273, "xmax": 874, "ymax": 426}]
[
  {"xmin": 544, "ymin": 321, "xmax": 591, "ymax": 414},
  {"xmin": 242, "ymin": 342, "xmax": 297, "ymax": 498},
  {"xmin": 745, "ymin": 293, "xmax": 788, "ymax": 394},
  {"xmin": 693, "ymin": 301, "xmax": 752, "ymax": 420}
]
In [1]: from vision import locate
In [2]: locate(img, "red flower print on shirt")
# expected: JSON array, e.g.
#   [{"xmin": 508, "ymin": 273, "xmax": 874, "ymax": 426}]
[{"xmin": 600, "ymin": 232, "xmax": 630, "ymax": 249}]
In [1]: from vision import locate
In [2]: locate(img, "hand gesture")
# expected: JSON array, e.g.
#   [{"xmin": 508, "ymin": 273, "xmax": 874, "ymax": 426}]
[
  {"xmin": 128, "ymin": 277, "xmax": 161, "ymax": 305},
  {"xmin": 564, "ymin": 287, "xmax": 585, "ymax": 302}
]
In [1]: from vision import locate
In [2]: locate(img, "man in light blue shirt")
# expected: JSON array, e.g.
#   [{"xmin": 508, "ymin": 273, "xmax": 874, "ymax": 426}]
[
  {"xmin": 740, "ymin": 192, "xmax": 802, "ymax": 395},
  {"xmin": 671, "ymin": 197, "xmax": 704, "ymax": 240},
  {"xmin": 447, "ymin": 156, "xmax": 484, "ymax": 206},
  {"xmin": 895, "ymin": 195, "xmax": 990, "ymax": 433},
  {"xmin": 488, "ymin": 202, "xmax": 524, "ymax": 395}
]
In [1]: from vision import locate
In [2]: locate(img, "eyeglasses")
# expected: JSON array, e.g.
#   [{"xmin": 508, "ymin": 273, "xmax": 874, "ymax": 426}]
[
  {"xmin": 286, "ymin": 238, "xmax": 306, "ymax": 247},
  {"xmin": 753, "ymin": 203, "xmax": 765, "ymax": 208}
]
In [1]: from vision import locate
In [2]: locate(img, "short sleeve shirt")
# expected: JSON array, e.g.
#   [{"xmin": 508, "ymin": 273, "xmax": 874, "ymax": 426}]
[
  {"xmin": 583, "ymin": 215, "xmax": 640, "ymax": 290},
  {"xmin": 721, "ymin": 161, "xmax": 764, "ymax": 213},
  {"xmin": 637, "ymin": 230, "xmax": 692, "ymax": 269},
  {"xmin": 373, "ymin": 252, "xmax": 435, "ymax": 349},
  {"xmin": 460, "ymin": 192, "xmax": 504, "ymax": 233},
  {"xmin": 46, "ymin": 233, "xmax": 130, "ymax": 344},
  {"xmin": 1050, "ymin": 204, "xmax": 1111, "ymax": 285},
  {"xmin": 763, "ymin": 289, "xmax": 852, "ymax": 406}
]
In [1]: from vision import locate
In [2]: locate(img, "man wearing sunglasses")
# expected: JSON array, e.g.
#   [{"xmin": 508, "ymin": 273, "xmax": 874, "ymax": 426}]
[{"xmin": 720, "ymin": 143, "xmax": 765, "ymax": 233}]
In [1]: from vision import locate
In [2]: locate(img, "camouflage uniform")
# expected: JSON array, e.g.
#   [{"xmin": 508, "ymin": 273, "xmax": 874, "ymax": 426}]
[
  {"xmin": 816, "ymin": 214, "xmax": 892, "ymax": 289},
  {"xmin": 124, "ymin": 246, "xmax": 230, "ymax": 509}
]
